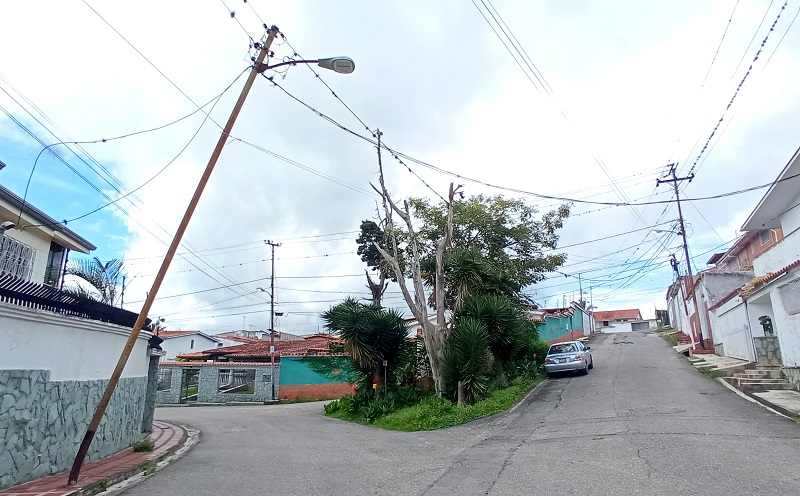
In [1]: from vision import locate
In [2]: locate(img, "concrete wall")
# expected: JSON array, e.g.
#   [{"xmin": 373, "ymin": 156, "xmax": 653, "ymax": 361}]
[
  {"xmin": 599, "ymin": 321, "xmax": 634, "ymax": 333},
  {"xmin": 538, "ymin": 309, "xmax": 586, "ymax": 342},
  {"xmin": 779, "ymin": 190, "xmax": 800, "ymax": 236},
  {"xmin": 0, "ymin": 303, "xmax": 150, "ymax": 381},
  {"xmin": 754, "ymin": 231, "xmax": 800, "ymax": 274},
  {"xmin": 160, "ymin": 334, "xmax": 220, "ymax": 360},
  {"xmin": 0, "ymin": 303, "xmax": 152, "ymax": 489}
]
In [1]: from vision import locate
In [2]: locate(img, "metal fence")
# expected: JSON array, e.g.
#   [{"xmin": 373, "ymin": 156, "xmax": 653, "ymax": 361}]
[{"xmin": 0, "ymin": 273, "xmax": 144, "ymax": 327}]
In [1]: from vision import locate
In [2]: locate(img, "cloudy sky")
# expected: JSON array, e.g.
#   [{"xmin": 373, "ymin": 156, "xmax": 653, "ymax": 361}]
[{"xmin": 1, "ymin": 0, "xmax": 798, "ymax": 334}]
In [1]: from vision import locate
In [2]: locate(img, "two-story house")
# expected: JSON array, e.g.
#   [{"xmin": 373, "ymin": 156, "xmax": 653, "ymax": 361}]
[{"xmin": 0, "ymin": 184, "xmax": 95, "ymax": 286}]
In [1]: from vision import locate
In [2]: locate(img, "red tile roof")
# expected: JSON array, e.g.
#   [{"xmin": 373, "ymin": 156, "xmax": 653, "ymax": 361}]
[
  {"xmin": 177, "ymin": 334, "xmax": 343, "ymax": 361},
  {"xmin": 593, "ymin": 309, "xmax": 642, "ymax": 322}
]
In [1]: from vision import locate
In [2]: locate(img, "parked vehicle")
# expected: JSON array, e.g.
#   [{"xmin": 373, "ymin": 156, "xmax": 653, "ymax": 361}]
[{"xmin": 544, "ymin": 341, "xmax": 593, "ymax": 377}]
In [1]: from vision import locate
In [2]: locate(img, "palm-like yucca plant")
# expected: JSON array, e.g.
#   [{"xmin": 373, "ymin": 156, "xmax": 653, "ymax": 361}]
[
  {"xmin": 459, "ymin": 294, "xmax": 526, "ymax": 384},
  {"xmin": 322, "ymin": 297, "xmax": 409, "ymax": 392},
  {"xmin": 447, "ymin": 245, "xmax": 491, "ymax": 312},
  {"xmin": 443, "ymin": 317, "xmax": 489, "ymax": 405},
  {"xmin": 64, "ymin": 257, "xmax": 126, "ymax": 306}
]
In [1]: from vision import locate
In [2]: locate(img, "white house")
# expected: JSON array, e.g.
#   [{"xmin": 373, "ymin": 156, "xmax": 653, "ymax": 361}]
[
  {"xmin": 734, "ymin": 146, "xmax": 800, "ymax": 386},
  {"xmin": 594, "ymin": 309, "xmax": 652, "ymax": 333},
  {"xmin": 156, "ymin": 330, "xmax": 224, "ymax": 360},
  {"xmin": 0, "ymin": 187, "xmax": 155, "ymax": 489},
  {"xmin": 0, "ymin": 184, "xmax": 95, "ymax": 286}
]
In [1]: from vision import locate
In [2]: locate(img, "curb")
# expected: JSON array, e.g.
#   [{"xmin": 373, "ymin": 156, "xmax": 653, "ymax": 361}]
[
  {"xmin": 77, "ymin": 426, "xmax": 200, "ymax": 496},
  {"xmin": 716, "ymin": 379, "xmax": 792, "ymax": 420}
]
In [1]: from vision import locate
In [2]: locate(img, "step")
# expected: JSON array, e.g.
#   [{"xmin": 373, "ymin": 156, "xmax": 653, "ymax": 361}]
[
  {"xmin": 742, "ymin": 382, "xmax": 797, "ymax": 393},
  {"xmin": 754, "ymin": 365, "xmax": 782, "ymax": 371},
  {"xmin": 736, "ymin": 370, "xmax": 784, "ymax": 379}
]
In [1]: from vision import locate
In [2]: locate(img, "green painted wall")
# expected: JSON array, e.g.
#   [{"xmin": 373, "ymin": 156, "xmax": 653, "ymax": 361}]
[
  {"xmin": 537, "ymin": 309, "xmax": 586, "ymax": 342},
  {"xmin": 280, "ymin": 356, "xmax": 359, "ymax": 385}
]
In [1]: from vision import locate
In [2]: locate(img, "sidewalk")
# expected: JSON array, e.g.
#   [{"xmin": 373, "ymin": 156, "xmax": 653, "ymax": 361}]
[{"xmin": 0, "ymin": 421, "xmax": 187, "ymax": 496}]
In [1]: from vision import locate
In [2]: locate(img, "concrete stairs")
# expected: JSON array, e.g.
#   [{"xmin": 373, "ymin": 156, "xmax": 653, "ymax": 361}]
[
  {"xmin": 675, "ymin": 331, "xmax": 716, "ymax": 354},
  {"xmin": 722, "ymin": 366, "xmax": 798, "ymax": 393}
]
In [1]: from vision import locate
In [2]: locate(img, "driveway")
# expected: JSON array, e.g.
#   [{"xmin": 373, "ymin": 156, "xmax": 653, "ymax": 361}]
[{"xmin": 125, "ymin": 332, "xmax": 800, "ymax": 495}]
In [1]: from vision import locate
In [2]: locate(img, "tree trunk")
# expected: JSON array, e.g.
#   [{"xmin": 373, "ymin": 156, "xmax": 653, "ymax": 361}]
[
  {"xmin": 457, "ymin": 381, "xmax": 465, "ymax": 406},
  {"xmin": 370, "ymin": 135, "xmax": 456, "ymax": 393},
  {"xmin": 364, "ymin": 270, "xmax": 388, "ymax": 307}
]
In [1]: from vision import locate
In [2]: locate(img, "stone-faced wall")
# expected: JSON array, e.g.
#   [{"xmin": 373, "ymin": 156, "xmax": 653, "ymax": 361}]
[
  {"xmin": 155, "ymin": 362, "xmax": 277, "ymax": 404},
  {"xmin": 0, "ymin": 370, "xmax": 147, "ymax": 489},
  {"xmin": 753, "ymin": 336, "xmax": 782, "ymax": 366}
]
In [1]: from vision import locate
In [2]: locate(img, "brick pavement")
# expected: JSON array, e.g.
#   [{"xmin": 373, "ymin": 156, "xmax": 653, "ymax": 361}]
[{"xmin": 0, "ymin": 420, "xmax": 186, "ymax": 496}]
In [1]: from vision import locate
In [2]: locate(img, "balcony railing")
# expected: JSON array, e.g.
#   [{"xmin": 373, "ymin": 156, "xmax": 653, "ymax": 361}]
[{"xmin": 0, "ymin": 272, "xmax": 146, "ymax": 328}]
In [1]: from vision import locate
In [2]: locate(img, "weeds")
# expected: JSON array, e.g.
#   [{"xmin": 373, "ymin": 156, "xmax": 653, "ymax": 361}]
[
  {"xmin": 132, "ymin": 439, "xmax": 155, "ymax": 452},
  {"xmin": 143, "ymin": 460, "xmax": 158, "ymax": 475}
]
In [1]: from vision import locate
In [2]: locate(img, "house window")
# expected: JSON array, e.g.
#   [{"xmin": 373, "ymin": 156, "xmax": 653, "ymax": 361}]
[
  {"xmin": 43, "ymin": 242, "xmax": 66, "ymax": 287},
  {"xmin": 190, "ymin": 339, "xmax": 195, "ymax": 349},
  {"xmin": 759, "ymin": 230, "xmax": 771, "ymax": 246},
  {"xmin": 0, "ymin": 235, "xmax": 36, "ymax": 281},
  {"xmin": 603, "ymin": 321, "xmax": 609, "ymax": 327}
]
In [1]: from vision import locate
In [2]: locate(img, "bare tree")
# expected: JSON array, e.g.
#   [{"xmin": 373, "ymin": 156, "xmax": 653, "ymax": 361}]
[{"xmin": 370, "ymin": 134, "xmax": 458, "ymax": 391}]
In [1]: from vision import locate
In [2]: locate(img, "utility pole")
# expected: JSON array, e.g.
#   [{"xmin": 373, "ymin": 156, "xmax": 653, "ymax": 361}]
[
  {"xmin": 67, "ymin": 27, "xmax": 279, "ymax": 486},
  {"xmin": 657, "ymin": 163, "xmax": 705, "ymax": 349},
  {"xmin": 578, "ymin": 273, "xmax": 583, "ymax": 308},
  {"xmin": 266, "ymin": 239, "xmax": 281, "ymax": 400}
]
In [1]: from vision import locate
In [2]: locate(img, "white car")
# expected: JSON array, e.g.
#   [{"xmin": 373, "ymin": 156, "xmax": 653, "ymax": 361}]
[{"xmin": 544, "ymin": 341, "xmax": 593, "ymax": 377}]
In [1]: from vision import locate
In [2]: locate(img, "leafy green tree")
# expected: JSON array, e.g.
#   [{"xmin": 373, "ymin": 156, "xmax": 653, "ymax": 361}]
[
  {"xmin": 356, "ymin": 220, "xmax": 390, "ymax": 306},
  {"xmin": 410, "ymin": 195, "xmax": 570, "ymax": 296},
  {"xmin": 322, "ymin": 297, "xmax": 409, "ymax": 392},
  {"xmin": 64, "ymin": 257, "xmax": 126, "ymax": 306}
]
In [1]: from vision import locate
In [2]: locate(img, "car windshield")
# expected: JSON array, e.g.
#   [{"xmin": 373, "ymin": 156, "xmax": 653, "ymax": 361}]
[{"xmin": 548, "ymin": 343, "xmax": 578, "ymax": 354}]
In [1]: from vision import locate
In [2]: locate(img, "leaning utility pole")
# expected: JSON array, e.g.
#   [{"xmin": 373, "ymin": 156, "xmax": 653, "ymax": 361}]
[
  {"xmin": 266, "ymin": 239, "xmax": 281, "ymax": 400},
  {"xmin": 657, "ymin": 164, "xmax": 705, "ymax": 349},
  {"xmin": 67, "ymin": 27, "xmax": 279, "ymax": 486}
]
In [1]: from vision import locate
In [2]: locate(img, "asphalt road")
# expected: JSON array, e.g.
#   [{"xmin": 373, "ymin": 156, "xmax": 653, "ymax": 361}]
[{"xmin": 128, "ymin": 332, "xmax": 800, "ymax": 496}]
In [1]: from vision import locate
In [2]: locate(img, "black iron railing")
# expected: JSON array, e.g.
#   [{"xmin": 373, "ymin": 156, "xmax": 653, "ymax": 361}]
[{"xmin": 0, "ymin": 273, "xmax": 145, "ymax": 328}]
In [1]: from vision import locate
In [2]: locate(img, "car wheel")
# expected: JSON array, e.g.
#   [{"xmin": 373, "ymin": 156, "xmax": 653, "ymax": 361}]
[
  {"xmin": 581, "ymin": 364, "xmax": 589, "ymax": 375},
  {"xmin": 588, "ymin": 358, "xmax": 594, "ymax": 370}
]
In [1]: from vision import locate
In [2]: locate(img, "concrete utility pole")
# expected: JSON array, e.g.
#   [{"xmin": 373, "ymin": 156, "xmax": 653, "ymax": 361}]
[
  {"xmin": 266, "ymin": 239, "xmax": 281, "ymax": 400},
  {"xmin": 657, "ymin": 164, "xmax": 705, "ymax": 349},
  {"xmin": 67, "ymin": 27, "xmax": 280, "ymax": 486}
]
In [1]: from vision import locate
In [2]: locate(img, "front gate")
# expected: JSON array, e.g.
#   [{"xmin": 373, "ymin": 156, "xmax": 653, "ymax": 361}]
[{"xmin": 180, "ymin": 368, "xmax": 200, "ymax": 403}]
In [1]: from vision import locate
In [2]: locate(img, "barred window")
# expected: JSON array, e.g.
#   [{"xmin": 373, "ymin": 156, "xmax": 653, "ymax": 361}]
[{"xmin": 0, "ymin": 235, "xmax": 36, "ymax": 281}]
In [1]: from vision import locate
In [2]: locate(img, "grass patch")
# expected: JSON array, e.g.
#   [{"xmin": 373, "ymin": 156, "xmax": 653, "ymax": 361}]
[
  {"xmin": 132, "ymin": 439, "xmax": 155, "ymax": 452},
  {"xmin": 659, "ymin": 333, "xmax": 679, "ymax": 347},
  {"xmin": 697, "ymin": 367, "xmax": 725, "ymax": 379},
  {"xmin": 327, "ymin": 376, "xmax": 539, "ymax": 431}
]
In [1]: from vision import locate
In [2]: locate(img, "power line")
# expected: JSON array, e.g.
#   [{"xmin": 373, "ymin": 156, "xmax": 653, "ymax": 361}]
[
  {"xmin": 685, "ymin": 0, "xmax": 790, "ymax": 176},
  {"xmin": 700, "ymin": 0, "xmax": 741, "ymax": 87}
]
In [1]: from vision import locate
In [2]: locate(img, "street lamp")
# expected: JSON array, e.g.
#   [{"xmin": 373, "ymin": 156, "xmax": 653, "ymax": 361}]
[
  {"xmin": 257, "ymin": 56, "xmax": 356, "ymax": 75},
  {"xmin": 651, "ymin": 229, "xmax": 681, "ymax": 235}
]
